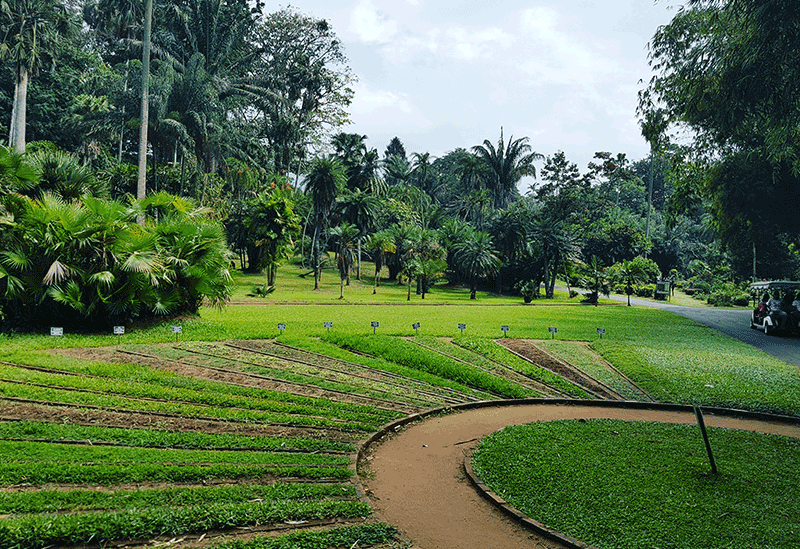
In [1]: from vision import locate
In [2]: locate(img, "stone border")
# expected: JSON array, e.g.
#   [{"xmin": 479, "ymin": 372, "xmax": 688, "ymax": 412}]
[{"xmin": 355, "ymin": 398, "xmax": 800, "ymax": 544}]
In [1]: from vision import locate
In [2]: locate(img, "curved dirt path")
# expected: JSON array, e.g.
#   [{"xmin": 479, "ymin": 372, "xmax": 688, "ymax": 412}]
[{"xmin": 361, "ymin": 403, "xmax": 800, "ymax": 549}]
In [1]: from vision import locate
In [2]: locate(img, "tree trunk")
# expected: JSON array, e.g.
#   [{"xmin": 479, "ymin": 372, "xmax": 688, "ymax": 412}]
[
  {"xmin": 8, "ymin": 77, "xmax": 18, "ymax": 148},
  {"xmin": 11, "ymin": 65, "xmax": 29, "ymax": 153},
  {"xmin": 137, "ymin": 0, "xmax": 154, "ymax": 203},
  {"xmin": 357, "ymin": 239, "xmax": 362, "ymax": 280},
  {"xmin": 312, "ymin": 225, "xmax": 321, "ymax": 290}
]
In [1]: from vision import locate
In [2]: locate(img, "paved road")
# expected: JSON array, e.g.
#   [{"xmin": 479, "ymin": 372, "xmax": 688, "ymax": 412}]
[{"xmin": 607, "ymin": 293, "xmax": 800, "ymax": 368}]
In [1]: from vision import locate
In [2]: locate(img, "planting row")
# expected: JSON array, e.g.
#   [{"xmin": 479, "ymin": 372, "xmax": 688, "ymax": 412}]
[
  {"xmin": 2, "ymin": 359, "xmax": 397, "ymax": 427},
  {"xmin": 175, "ymin": 341, "xmax": 472, "ymax": 406},
  {"xmin": 0, "ymin": 499, "xmax": 371, "ymax": 549},
  {"xmin": 454, "ymin": 336, "xmax": 591, "ymax": 398},
  {"xmin": 0, "ymin": 364, "xmax": 381, "ymax": 432},
  {"xmin": 320, "ymin": 333, "xmax": 538, "ymax": 399},
  {"xmin": 0, "ymin": 420, "xmax": 355, "ymax": 453}
]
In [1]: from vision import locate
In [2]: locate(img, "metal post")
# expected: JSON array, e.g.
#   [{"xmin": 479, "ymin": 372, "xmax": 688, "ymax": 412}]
[{"xmin": 694, "ymin": 406, "xmax": 718, "ymax": 475}]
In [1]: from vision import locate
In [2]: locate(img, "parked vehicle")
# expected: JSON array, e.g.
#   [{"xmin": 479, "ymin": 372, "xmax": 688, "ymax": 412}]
[{"xmin": 749, "ymin": 281, "xmax": 800, "ymax": 335}]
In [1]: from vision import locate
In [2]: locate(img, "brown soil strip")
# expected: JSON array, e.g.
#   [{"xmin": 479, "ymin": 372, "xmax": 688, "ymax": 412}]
[
  {"xmin": 362, "ymin": 403, "xmax": 800, "ymax": 549},
  {"xmin": 498, "ymin": 339, "xmax": 623, "ymax": 399}
]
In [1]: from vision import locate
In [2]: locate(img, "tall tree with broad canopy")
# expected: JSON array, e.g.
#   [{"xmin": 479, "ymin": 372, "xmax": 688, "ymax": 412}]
[
  {"xmin": 253, "ymin": 7, "xmax": 355, "ymax": 175},
  {"xmin": 640, "ymin": 0, "xmax": 800, "ymax": 275}
]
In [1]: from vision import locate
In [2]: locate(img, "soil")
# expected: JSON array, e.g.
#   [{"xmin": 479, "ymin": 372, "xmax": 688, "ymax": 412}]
[
  {"xmin": 498, "ymin": 339, "xmax": 624, "ymax": 399},
  {"xmin": 361, "ymin": 403, "xmax": 800, "ymax": 549}
]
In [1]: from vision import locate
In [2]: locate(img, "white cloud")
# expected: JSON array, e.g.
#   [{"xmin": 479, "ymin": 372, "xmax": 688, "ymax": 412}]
[
  {"xmin": 350, "ymin": 0, "xmax": 399, "ymax": 44},
  {"xmin": 347, "ymin": 82, "xmax": 433, "ymax": 133},
  {"xmin": 518, "ymin": 6, "xmax": 619, "ymax": 86}
]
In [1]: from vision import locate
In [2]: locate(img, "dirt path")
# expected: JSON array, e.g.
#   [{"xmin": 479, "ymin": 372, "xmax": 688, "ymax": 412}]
[{"xmin": 361, "ymin": 403, "xmax": 800, "ymax": 549}]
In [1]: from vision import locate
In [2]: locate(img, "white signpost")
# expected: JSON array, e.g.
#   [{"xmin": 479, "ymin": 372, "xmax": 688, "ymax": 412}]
[
  {"xmin": 277, "ymin": 323, "xmax": 287, "ymax": 334},
  {"xmin": 50, "ymin": 327, "xmax": 63, "ymax": 347},
  {"xmin": 324, "ymin": 321, "xmax": 333, "ymax": 331},
  {"xmin": 597, "ymin": 328, "xmax": 606, "ymax": 339},
  {"xmin": 458, "ymin": 323, "xmax": 466, "ymax": 334},
  {"xmin": 172, "ymin": 325, "xmax": 182, "ymax": 342},
  {"xmin": 370, "ymin": 321, "xmax": 379, "ymax": 334},
  {"xmin": 501, "ymin": 325, "xmax": 510, "ymax": 337},
  {"xmin": 548, "ymin": 326, "xmax": 558, "ymax": 339}
]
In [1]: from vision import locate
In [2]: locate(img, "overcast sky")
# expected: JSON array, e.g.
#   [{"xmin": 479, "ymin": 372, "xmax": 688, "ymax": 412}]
[{"xmin": 284, "ymin": 0, "xmax": 683, "ymax": 184}]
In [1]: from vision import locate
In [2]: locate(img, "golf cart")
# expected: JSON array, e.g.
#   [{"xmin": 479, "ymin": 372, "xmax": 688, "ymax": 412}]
[{"xmin": 749, "ymin": 280, "xmax": 800, "ymax": 335}]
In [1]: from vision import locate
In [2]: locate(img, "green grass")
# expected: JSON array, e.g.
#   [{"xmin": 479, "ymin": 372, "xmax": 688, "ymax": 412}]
[
  {"xmin": 230, "ymin": 260, "xmax": 582, "ymax": 305},
  {"xmin": 0, "ymin": 483, "xmax": 356, "ymax": 514},
  {"xmin": 0, "ymin": 420, "xmax": 354, "ymax": 453},
  {"xmin": 210, "ymin": 523, "xmax": 398, "ymax": 549},
  {"xmin": 472, "ymin": 419, "xmax": 800, "ymax": 549},
  {"xmin": 2, "ymin": 264, "xmax": 800, "ymax": 548}
]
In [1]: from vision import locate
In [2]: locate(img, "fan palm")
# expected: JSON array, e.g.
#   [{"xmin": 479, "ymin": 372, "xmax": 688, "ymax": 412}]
[{"xmin": 329, "ymin": 222, "xmax": 358, "ymax": 299}]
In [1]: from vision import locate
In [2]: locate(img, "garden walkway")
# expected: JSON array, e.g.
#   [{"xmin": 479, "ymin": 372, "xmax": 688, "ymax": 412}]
[{"xmin": 361, "ymin": 402, "xmax": 800, "ymax": 549}]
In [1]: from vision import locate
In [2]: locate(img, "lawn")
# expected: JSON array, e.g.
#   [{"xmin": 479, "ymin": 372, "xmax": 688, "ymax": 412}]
[
  {"xmin": 472, "ymin": 419, "xmax": 800, "ymax": 549},
  {"xmin": 0, "ymin": 261, "xmax": 798, "ymax": 549}
]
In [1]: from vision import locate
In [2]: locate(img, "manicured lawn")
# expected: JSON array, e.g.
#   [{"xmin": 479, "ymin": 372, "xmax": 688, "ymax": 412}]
[{"xmin": 472, "ymin": 419, "xmax": 800, "ymax": 549}]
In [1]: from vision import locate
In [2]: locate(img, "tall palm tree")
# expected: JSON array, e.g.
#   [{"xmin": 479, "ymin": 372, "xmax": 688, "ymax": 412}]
[
  {"xmin": 365, "ymin": 230, "xmax": 395, "ymax": 293},
  {"xmin": 305, "ymin": 157, "xmax": 345, "ymax": 290},
  {"xmin": 335, "ymin": 189, "xmax": 379, "ymax": 280},
  {"xmin": 136, "ymin": 0, "xmax": 153, "ymax": 201},
  {"xmin": 452, "ymin": 231, "xmax": 501, "ymax": 300},
  {"xmin": 329, "ymin": 222, "xmax": 357, "ymax": 299},
  {"xmin": 472, "ymin": 128, "xmax": 543, "ymax": 209},
  {"xmin": 0, "ymin": 0, "xmax": 74, "ymax": 153}
]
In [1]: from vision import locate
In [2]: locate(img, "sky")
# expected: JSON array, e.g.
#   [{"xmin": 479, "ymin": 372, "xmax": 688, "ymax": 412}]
[{"xmin": 282, "ymin": 0, "xmax": 684, "ymax": 187}]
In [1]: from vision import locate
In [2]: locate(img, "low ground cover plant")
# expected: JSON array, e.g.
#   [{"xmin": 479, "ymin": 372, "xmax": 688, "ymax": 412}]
[
  {"xmin": 321, "ymin": 332, "xmax": 534, "ymax": 399},
  {"xmin": 472, "ymin": 419, "xmax": 800, "ymax": 549},
  {"xmin": 0, "ymin": 420, "xmax": 354, "ymax": 453}
]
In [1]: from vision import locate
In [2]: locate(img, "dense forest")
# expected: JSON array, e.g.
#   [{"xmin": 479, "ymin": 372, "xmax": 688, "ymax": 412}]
[{"xmin": 0, "ymin": 0, "xmax": 798, "ymax": 329}]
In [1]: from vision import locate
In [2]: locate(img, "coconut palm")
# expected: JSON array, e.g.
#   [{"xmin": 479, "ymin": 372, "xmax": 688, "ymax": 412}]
[
  {"xmin": 472, "ymin": 128, "xmax": 543, "ymax": 209},
  {"xmin": 452, "ymin": 231, "xmax": 501, "ymax": 300},
  {"xmin": 305, "ymin": 156, "xmax": 346, "ymax": 290}
]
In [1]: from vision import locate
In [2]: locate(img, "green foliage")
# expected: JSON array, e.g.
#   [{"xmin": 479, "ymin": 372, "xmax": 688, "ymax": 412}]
[
  {"xmin": 212, "ymin": 524, "xmax": 397, "ymax": 549},
  {"xmin": 0, "ymin": 190, "xmax": 232, "ymax": 330},
  {"xmin": 473, "ymin": 420, "xmax": 800, "ymax": 549},
  {"xmin": 0, "ymin": 499, "xmax": 369, "ymax": 548},
  {"xmin": 321, "ymin": 332, "xmax": 534, "ymax": 399}
]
